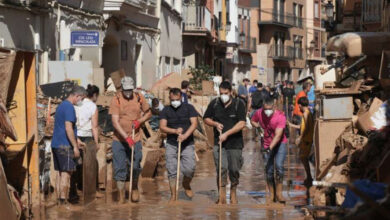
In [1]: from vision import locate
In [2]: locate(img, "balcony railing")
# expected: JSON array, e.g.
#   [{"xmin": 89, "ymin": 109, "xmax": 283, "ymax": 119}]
[
  {"xmin": 125, "ymin": 0, "xmax": 156, "ymax": 6},
  {"xmin": 183, "ymin": 5, "xmax": 212, "ymax": 33},
  {"xmin": 294, "ymin": 17, "xmax": 303, "ymax": 28},
  {"xmin": 239, "ymin": 37, "xmax": 257, "ymax": 53},
  {"xmin": 259, "ymin": 9, "xmax": 295, "ymax": 28},
  {"xmin": 268, "ymin": 45, "xmax": 303, "ymax": 60}
]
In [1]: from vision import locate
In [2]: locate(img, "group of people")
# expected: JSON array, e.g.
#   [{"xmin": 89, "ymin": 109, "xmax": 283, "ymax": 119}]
[{"xmin": 51, "ymin": 74, "xmax": 315, "ymax": 206}]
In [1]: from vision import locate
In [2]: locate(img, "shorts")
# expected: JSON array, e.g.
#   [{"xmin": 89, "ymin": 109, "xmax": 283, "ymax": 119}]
[
  {"xmin": 52, "ymin": 146, "xmax": 77, "ymax": 172},
  {"xmin": 298, "ymin": 141, "xmax": 312, "ymax": 160}
]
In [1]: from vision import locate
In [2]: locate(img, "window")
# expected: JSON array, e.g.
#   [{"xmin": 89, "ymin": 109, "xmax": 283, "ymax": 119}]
[
  {"xmin": 173, "ymin": 59, "xmax": 181, "ymax": 74},
  {"xmin": 274, "ymin": 0, "xmax": 285, "ymax": 22},
  {"xmin": 314, "ymin": 2, "xmax": 319, "ymax": 18},
  {"xmin": 293, "ymin": 35, "xmax": 303, "ymax": 59},
  {"xmin": 363, "ymin": 0, "xmax": 381, "ymax": 23},
  {"xmin": 293, "ymin": 3, "xmax": 303, "ymax": 28},
  {"xmin": 165, "ymin": 57, "xmax": 171, "ymax": 76},
  {"xmin": 274, "ymin": 32, "xmax": 285, "ymax": 56}
]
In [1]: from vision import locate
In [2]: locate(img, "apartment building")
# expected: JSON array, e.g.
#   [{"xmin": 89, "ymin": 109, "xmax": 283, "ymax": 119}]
[
  {"xmin": 306, "ymin": 0, "xmax": 326, "ymax": 74},
  {"xmin": 257, "ymin": 0, "xmax": 307, "ymax": 84},
  {"xmin": 225, "ymin": 0, "xmax": 257, "ymax": 84}
]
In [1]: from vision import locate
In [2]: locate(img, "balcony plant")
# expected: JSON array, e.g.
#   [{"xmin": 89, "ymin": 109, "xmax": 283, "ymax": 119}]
[{"xmin": 188, "ymin": 65, "xmax": 215, "ymax": 90}]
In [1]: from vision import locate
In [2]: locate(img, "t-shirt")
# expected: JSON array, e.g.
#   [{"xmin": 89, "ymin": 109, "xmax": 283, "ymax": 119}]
[
  {"xmin": 293, "ymin": 90, "xmax": 307, "ymax": 117},
  {"xmin": 307, "ymin": 86, "xmax": 315, "ymax": 103},
  {"xmin": 249, "ymin": 86, "xmax": 257, "ymax": 94},
  {"xmin": 109, "ymin": 92, "xmax": 150, "ymax": 142},
  {"xmin": 203, "ymin": 98, "xmax": 246, "ymax": 149},
  {"xmin": 283, "ymin": 88, "xmax": 295, "ymax": 105},
  {"xmin": 51, "ymin": 100, "xmax": 77, "ymax": 148},
  {"xmin": 251, "ymin": 109, "xmax": 288, "ymax": 149},
  {"xmin": 75, "ymin": 98, "xmax": 97, "ymax": 137},
  {"xmin": 159, "ymin": 103, "xmax": 198, "ymax": 147},
  {"xmin": 238, "ymin": 84, "xmax": 248, "ymax": 97},
  {"xmin": 181, "ymin": 92, "xmax": 189, "ymax": 104}
]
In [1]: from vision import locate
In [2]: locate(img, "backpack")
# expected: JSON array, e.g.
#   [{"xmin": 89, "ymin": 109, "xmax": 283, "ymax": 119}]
[
  {"xmin": 252, "ymin": 90, "xmax": 268, "ymax": 109},
  {"xmin": 213, "ymin": 97, "xmax": 241, "ymax": 112}
]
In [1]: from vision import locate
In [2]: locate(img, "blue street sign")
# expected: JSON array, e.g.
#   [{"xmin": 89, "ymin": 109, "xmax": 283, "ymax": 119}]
[{"xmin": 71, "ymin": 31, "xmax": 99, "ymax": 47}]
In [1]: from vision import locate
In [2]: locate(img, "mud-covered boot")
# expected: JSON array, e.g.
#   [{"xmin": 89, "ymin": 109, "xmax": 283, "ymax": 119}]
[
  {"xmin": 168, "ymin": 179, "xmax": 176, "ymax": 204},
  {"xmin": 230, "ymin": 185, "xmax": 238, "ymax": 204},
  {"xmin": 131, "ymin": 179, "xmax": 140, "ymax": 203},
  {"xmin": 275, "ymin": 181, "xmax": 286, "ymax": 204},
  {"xmin": 182, "ymin": 176, "xmax": 193, "ymax": 198},
  {"xmin": 266, "ymin": 180, "xmax": 275, "ymax": 204},
  {"xmin": 216, "ymin": 186, "xmax": 227, "ymax": 204},
  {"xmin": 116, "ymin": 181, "xmax": 126, "ymax": 204}
]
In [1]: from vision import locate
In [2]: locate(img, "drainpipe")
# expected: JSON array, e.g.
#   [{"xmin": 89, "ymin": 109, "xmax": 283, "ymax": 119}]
[{"xmin": 56, "ymin": 4, "xmax": 66, "ymax": 61}]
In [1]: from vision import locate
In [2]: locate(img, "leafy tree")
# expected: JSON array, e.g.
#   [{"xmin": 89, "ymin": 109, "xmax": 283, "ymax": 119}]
[{"xmin": 188, "ymin": 65, "xmax": 215, "ymax": 90}]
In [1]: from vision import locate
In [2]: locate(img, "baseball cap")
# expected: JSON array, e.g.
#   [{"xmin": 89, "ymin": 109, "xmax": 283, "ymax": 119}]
[{"xmin": 121, "ymin": 76, "xmax": 135, "ymax": 90}]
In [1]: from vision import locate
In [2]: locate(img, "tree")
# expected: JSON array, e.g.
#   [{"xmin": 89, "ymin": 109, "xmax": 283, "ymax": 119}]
[{"xmin": 188, "ymin": 65, "xmax": 215, "ymax": 90}]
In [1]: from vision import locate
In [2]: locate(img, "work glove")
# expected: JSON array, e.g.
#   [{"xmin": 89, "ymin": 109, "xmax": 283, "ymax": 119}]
[
  {"xmin": 133, "ymin": 120, "xmax": 141, "ymax": 130},
  {"xmin": 126, "ymin": 136, "xmax": 135, "ymax": 148}
]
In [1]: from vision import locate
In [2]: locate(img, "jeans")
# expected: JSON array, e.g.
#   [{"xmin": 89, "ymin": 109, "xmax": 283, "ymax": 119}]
[
  {"xmin": 112, "ymin": 140, "xmax": 143, "ymax": 182},
  {"xmin": 165, "ymin": 143, "xmax": 196, "ymax": 180},
  {"xmin": 213, "ymin": 146, "xmax": 243, "ymax": 187},
  {"xmin": 262, "ymin": 143, "xmax": 287, "ymax": 183}
]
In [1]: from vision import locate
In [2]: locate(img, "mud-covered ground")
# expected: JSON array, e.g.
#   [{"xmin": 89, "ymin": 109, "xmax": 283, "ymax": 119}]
[{"xmin": 46, "ymin": 131, "xmax": 309, "ymax": 219}]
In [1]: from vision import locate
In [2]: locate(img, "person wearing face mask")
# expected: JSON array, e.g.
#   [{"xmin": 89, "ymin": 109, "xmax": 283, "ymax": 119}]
[
  {"xmin": 69, "ymin": 85, "xmax": 100, "ymax": 202},
  {"xmin": 159, "ymin": 88, "xmax": 198, "ymax": 203},
  {"xmin": 51, "ymin": 86, "xmax": 86, "ymax": 206},
  {"xmin": 109, "ymin": 76, "xmax": 151, "ymax": 203},
  {"xmin": 204, "ymin": 81, "xmax": 247, "ymax": 204},
  {"xmin": 251, "ymin": 97, "xmax": 288, "ymax": 204}
]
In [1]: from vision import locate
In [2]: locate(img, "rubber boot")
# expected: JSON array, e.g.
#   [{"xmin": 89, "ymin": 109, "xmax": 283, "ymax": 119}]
[
  {"xmin": 116, "ymin": 181, "xmax": 126, "ymax": 204},
  {"xmin": 275, "ymin": 181, "xmax": 286, "ymax": 204},
  {"xmin": 168, "ymin": 179, "xmax": 176, "ymax": 204},
  {"xmin": 216, "ymin": 186, "xmax": 227, "ymax": 204},
  {"xmin": 230, "ymin": 185, "xmax": 238, "ymax": 204},
  {"xmin": 182, "ymin": 176, "xmax": 193, "ymax": 198},
  {"xmin": 266, "ymin": 180, "xmax": 275, "ymax": 204},
  {"xmin": 131, "ymin": 179, "xmax": 140, "ymax": 203}
]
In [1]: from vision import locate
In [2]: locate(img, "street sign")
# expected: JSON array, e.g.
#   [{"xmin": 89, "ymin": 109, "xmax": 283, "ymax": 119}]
[{"xmin": 71, "ymin": 31, "xmax": 99, "ymax": 47}]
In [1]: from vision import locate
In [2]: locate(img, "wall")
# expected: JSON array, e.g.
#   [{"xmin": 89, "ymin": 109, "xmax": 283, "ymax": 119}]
[
  {"xmin": 226, "ymin": 0, "xmax": 238, "ymax": 44},
  {"xmin": 159, "ymin": 4, "xmax": 183, "ymax": 78},
  {"xmin": 0, "ymin": 7, "xmax": 37, "ymax": 51},
  {"xmin": 104, "ymin": 20, "xmax": 158, "ymax": 89}
]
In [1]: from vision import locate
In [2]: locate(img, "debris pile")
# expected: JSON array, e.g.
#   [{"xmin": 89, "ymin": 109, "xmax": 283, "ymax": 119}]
[{"xmin": 309, "ymin": 32, "xmax": 390, "ymax": 219}]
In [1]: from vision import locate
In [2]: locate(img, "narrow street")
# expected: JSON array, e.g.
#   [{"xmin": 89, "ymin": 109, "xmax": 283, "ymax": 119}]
[{"xmin": 45, "ymin": 131, "xmax": 308, "ymax": 220}]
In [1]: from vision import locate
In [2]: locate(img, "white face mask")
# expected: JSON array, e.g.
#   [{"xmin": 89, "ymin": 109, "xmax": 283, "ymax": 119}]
[
  {"xmin": 76, "ymin": 100, "xmax": 83, "ymax": 106},
  {"xmin": 264, "ymin": 109, "xmax": 274, "ymax": 117},
  {"xmin": 220, "ymin": 94, "xmax": 230, "ymax": 104},
  {"xmin": 171, "ymin": 100, "xmax": 181, "ymax": 108}
]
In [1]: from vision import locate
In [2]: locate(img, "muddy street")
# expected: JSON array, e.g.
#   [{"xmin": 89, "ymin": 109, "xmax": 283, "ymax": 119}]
[{"xmin": 45, "ymin": 131, "xmax": 308, "ymax": 220}]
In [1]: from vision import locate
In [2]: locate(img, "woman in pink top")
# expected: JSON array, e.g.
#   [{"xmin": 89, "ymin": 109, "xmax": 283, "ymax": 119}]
[{"xmin": 251, "ymin": 97, "xmax": 288, "ymax": 204}]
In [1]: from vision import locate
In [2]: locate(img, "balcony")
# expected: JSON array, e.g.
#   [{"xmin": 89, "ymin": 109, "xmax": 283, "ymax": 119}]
[
  {"xmin": 294, "ymin": 17, "xmax": 303, "ymax": 29},
  {"xmin": 258, "ymin": 9, "xmax": 295, "ymax": 28},
  {"xmin": 268, "ymin": 45, "xmax": 303, "ymax": 61},
  {"xmin": 182, "ymin": 5, "xmax": 212, "ymax": 36},
  {"xmin": 239, "ymin": 37, "xmax": 256, "ymax": 53}
]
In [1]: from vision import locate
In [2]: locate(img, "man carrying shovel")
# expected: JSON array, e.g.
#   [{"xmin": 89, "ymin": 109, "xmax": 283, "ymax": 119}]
[
  {"xmin": 204, "ymin": 81, "xmax": 246, "ymax": 204},
  {"xmin": 160, "ymin": 88, "xmax": 198, "ymax": 203},
  {"xmin": 109, "ymin": 76, "xmax": 151, "ymax": 203}
]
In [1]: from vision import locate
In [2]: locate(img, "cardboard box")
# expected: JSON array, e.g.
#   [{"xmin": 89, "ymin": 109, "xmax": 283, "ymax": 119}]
[{"xmin": 357, "ymin": 98, "xmax": 384, "ymax": 133}]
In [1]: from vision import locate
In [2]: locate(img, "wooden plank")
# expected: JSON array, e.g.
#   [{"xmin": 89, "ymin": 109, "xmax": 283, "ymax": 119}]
[
  {"xmin": 5, "ymin": 53, "xmax": 27, "ymax": 145},
  {"xmin": 25, "ymin": 53, "xmax": 41, "ymax": 218},
  {"xmin": 0, "ymin": 159, "xmax": 18, "ymax": 220},
  {"xmin": 83, "ymin": 140, "xmax": 97, "ymax": 205}
]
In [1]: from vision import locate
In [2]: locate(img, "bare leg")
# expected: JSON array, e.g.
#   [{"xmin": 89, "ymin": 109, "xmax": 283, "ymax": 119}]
[
  {"xmin": 56, "ymin": 171, "xmax": 61, "ymax": 200},
  {"xmin": 60, "ymin": 172, "xmax": 72, "ymax": 201}
]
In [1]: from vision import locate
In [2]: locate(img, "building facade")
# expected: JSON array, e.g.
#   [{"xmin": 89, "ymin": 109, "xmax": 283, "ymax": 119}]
[
  {"xmin": 158, "ymin": 0, "xmax": 183, "ymax": 78},
  {"xmin": 257, "ymin": 0, "xmax": 307, "ymax": 84},
  {"xmin": 103, "ymin": 0, "xmax": 160, "ymax": 89}
]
